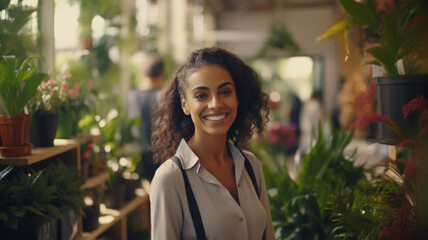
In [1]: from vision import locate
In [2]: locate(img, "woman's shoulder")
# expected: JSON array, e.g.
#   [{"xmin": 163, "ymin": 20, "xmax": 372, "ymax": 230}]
[
  {"xmin": 150, "ymin": 158, "xmax": 184, "ymax": 194},
  {"xmin": 240, "ymin": 150, "xmax": 262, "ymax": 169}
]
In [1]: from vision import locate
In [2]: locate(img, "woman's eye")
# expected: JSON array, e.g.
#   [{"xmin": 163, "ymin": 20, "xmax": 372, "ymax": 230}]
[
  {"xmin": 194, "ymin": 93, "xmax": 207, "ymax": 99},
  {"xmin": 220, "ymin": 89, "xmax": 232, "ymax": 96}
]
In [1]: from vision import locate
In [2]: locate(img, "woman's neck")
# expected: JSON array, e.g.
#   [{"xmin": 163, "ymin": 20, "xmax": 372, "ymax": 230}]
[{"xmin": 187, "ymin": 133, "xmax": 230, "ymax": 165}]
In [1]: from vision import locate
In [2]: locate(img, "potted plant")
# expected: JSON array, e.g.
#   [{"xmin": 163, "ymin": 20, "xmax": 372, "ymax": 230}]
[
  {"xmin": 338, "ymin": 93, "xmax": 428, "ymax": 239},
  {"xmin": 82, "ymin": 186, "xmax": 104, "ymax": 232},
  {"xmin": 43, "ymin": 161, "xmax": 85, "ymax": 240},
  {"xmin": 28, "ymin": 74, "xmax": 71, "ymax": 147},
  {"xmin": 0, "ymin": 166, "xmax": 63, "ymax": 240},
  {"xmin": 0, "ymin": 56, "xmax": 47, "ymax": 156},
  {"xmin": 317, "ymin": 0, "xmax": 428, "ymax": 143}
]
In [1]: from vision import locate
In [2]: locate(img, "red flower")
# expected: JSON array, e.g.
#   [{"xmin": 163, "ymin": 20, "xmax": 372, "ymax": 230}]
[
  {"xmin": 378, "ymin": 204, "xmax": 414, "ymax": 240},
  {"xmin": 268, "ymin": 122, "xmax": 298, "ymax": 149},
  {"xmin": 402, "ymin": 96, "xmax": 428, "ymax": 119}
]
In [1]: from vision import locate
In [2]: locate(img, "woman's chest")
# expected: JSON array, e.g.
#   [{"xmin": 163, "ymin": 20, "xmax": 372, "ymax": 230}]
[{"xmin": 180, "ymin": 173, "xmax": 267, "ymax": 240}]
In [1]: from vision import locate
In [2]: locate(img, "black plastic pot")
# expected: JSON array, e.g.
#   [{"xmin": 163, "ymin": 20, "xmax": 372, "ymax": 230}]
[
  {"xmin": 29, "ymin": 111, "xmax": 60, "ymax": 147},
  {"xmin": 82, "ymin": 206, "xmax": 100, "ymax": 232},
  {"xmin": 375, "ymin": 74, "xmax": 428, "ymax": 144},
  {"xmin": 103, "ymin": 183, "xmax": 126, "ymax": 209},
  {"xmin": 58, "ymin": 208, "xmax": 79, "ymax": 240},
  {"xmin": 2, "ymin": 215, "xmax": 57, "ymax": 240}
]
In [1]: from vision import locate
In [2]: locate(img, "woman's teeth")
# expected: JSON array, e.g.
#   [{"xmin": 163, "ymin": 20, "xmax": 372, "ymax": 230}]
[{"xmin": 205, "ymin": 114, "xmax": 226, "ymax": 121}]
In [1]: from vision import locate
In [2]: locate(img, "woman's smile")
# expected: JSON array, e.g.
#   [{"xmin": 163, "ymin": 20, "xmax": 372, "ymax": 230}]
[{"xmin": 204, "ymin": 113, "xmax": 228, "ymax": 121}]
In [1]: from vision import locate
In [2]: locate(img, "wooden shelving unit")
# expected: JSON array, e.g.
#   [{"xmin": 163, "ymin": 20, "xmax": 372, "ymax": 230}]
[
  {"xmin": 81, "ymin": 171, "xmax": 109, "ymax": 190},
  {"xmin": 0, "ymin": 139, "xmax": 80, "ymax": 167},
  {"xmin": 0, "ymin": 138, "xmax": 150, "ymax": 240},
  {"xmin": 81, "ymin": 192, "xmax": 149, "ymax": 240}
]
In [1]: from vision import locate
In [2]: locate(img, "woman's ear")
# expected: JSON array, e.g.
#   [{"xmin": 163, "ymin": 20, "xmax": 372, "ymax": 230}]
[{"xmin": 180, "ymin": 95, "xmax": 190, "ymax": 115}]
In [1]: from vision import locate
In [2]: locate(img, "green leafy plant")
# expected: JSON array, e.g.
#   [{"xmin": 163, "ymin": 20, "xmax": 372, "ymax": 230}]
[
  {"xmin": 11, "ymin": 168, "xmax": 62, "ymax": 221},
  {"xmin": 0, "ymin": 161, "xmax": 86, "ymax": 233},
  {"xmin": 43, "ymin": 161, "xmax": 85, "ymax": 215},
  {"xmin": 0, "ymin": 1, "xmax": 39, "ymax": 63},
  {"xmin": 0, "ymin": 164, "xmax": 25, "ymax": 230},
  {"xmin": 346, "ymin": 94, "xmax": 428, "ymax": 239},
  {"xmin": 0, "ymin": 56, "xmax": 47, "ymax": 115},
  {"xmin": 253, "ymin": 122, "xmax": 370, "ymax": 239},
  {"xmin": 317, "ymin": 0, "xmax": 428, "ymax": 75}
]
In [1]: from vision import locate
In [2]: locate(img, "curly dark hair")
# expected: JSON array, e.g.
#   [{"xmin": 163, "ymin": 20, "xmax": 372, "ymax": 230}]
[{"xmin": 151, "ymin": 47, "xmax": 269, "ymax": 163}]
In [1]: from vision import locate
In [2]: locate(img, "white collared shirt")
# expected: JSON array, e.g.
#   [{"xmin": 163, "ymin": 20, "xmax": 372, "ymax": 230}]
[{"xmin": 150, "ymin": 139, "xmax": 274, "ymax": 240}]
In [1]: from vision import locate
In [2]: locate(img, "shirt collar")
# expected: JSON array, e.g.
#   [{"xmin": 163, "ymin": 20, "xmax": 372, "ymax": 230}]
[
  {"xmin": 176, "ymin": 139, "xmax": 199, "ymax": 170},
  {"xmin": 175, "ymin": 139, "xmax": 245, "ymax": 176}
]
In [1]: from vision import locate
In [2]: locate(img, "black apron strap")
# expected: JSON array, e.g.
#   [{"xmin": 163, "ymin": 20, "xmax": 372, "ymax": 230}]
[
  {"xmin": 171, "ymin": 156, "xmax": 207, "ymax": 240},
  {"xmin": 241, "ymin": 151, "xmax": 259, "ymax": 198}
]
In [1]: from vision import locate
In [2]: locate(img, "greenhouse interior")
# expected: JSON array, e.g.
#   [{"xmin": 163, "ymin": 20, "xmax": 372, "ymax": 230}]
[{"xmin": 0, "ymin": 0, "xmax": 428, "ymax": 239}]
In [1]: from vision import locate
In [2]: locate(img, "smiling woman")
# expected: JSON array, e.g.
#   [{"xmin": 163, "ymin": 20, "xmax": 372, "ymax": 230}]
[{"xmin": 149, "ymin": 47, "xmax": 274, "ymax": 240}]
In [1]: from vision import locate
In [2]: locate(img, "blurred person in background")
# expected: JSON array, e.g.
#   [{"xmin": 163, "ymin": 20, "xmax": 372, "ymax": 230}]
[
  {"xmin": 298, "ymin": 90, "xmax": 325, "ymax": 154},
  {"xmin": 125, "ymin": 53, "xmax": 165, "ymax": 182}
]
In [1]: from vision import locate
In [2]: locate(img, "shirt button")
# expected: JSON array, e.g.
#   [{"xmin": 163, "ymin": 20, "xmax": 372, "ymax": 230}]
[{"xmin": 239, "ymin": 217, "xmax": 244, "ymax": 222}]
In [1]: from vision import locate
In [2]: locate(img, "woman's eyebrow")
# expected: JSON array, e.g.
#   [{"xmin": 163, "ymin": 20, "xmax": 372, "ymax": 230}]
[
  {"xmin": 191, "ymin": 82, "xmax": 233, "ymax": 93},
  {"xmin": 218, "ymin": 82, "xmax": 233, "ymax": 89},
  {"xmin": 191, "ymin": 86, "xmax": 209, "ymax": 93}
]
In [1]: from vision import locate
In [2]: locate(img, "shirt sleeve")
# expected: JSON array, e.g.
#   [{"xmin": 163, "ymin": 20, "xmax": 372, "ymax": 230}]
[
  {"xmin": 150, "ymin": 161, "xmax": 185, "ymax": 240},
  {"xmin": 244, "ymin": 151, "xmax": 275, "ymax": 240}
]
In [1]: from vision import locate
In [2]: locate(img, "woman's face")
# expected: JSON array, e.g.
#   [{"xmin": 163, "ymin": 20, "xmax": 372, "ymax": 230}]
[{"xmin": 180, "ymin": 64, "xmax": 238, "ymax": 139}]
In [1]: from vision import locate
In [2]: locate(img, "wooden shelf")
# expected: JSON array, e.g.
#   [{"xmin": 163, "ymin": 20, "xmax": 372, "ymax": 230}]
[
  {"xmin": 81, "ymin": 171, "xmax": 110, "ymax": 190},
  {"xmin": 81, "ymin": 192, "xmax": 149, "ymax": 240},
  {"xmin": 0, "ymin": 139, "xmax": 79, "ymax": 166}
]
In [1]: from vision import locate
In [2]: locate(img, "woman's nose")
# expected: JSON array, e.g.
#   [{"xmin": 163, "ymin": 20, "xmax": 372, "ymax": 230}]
[{"xmin": 208, "ymin": 95, "xmax": 223, "ymax": 109}]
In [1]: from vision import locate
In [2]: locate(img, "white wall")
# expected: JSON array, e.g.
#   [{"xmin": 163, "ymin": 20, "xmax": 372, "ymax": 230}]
[{"xmin": 216, "ymin": 5, "xmax": 339, "ymax": 115}]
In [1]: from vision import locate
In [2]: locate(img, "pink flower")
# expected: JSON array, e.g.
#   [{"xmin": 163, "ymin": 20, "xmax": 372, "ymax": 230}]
[
  {"xmin": 61, "ymin": 83, "xmax": 69, "ymax": 92},
  {"xmin": 269, "ymin": 133, "xmax": 280, "ymax": 145},
  {"xmin": 41, "ymin": 81, "xmax": 47, "ymax": 89},
  {"xmin": 47, "ymin": 79, "xmax": 56, "ymax": 85},
  {"xmin": 70, "ymin": 88, "xmax": 78, "ymax": 99},
  {"xmin": 268, "ymin": 122, "xmax": 298, "ymax": 148},
  {"xmin": 73, "ymin": 82, "xmax": 80, "ymax": 91},
  {"xmin": 63, "ymin": 72, "xmax": 72, "ymax": 79}
]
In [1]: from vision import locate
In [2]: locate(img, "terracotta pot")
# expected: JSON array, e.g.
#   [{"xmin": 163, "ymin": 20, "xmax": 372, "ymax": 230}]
[{"xmin": 0, "ymin": 114, "xmax": 32, "ymax": 147}]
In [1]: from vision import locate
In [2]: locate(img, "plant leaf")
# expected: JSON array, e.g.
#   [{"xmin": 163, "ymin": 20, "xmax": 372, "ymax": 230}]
[
  {"xmin": 317, "ymin": 19, "xmax": 349, "ymax": 42},
  {"xmin": 382, "ymin": 11, "xmax": 401, "ymax": 54},
  {"xmin": 20, "ymin": 73, "xmax": 47, "ymax": 110},
  {"xmin": 0, "ymin": 164, "xmax": 14, "ymax": 180},
  {"xmin": 340, "ymin": 0, "xmax": 379, "ymax": 29},
  {"xmin": 366, "ymin": 46, "xmax": 399, "ymax": 75}
]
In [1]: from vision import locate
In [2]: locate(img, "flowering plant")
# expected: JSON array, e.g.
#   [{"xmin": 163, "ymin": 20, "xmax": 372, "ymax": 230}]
[
  {"xmin": 257, "ymin": 121, "xmax": 298, "ymax": 156},
  {"xmin": 29, "ymin": 72, "xmax": 80, "ymax": 113},
  {"xmin": 318, "ymin": 0, "xmax": 428, "ymax": 75},
  {"xmin": 336, "ymin": 81, "xmax": 428, "ymax": 239}
]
